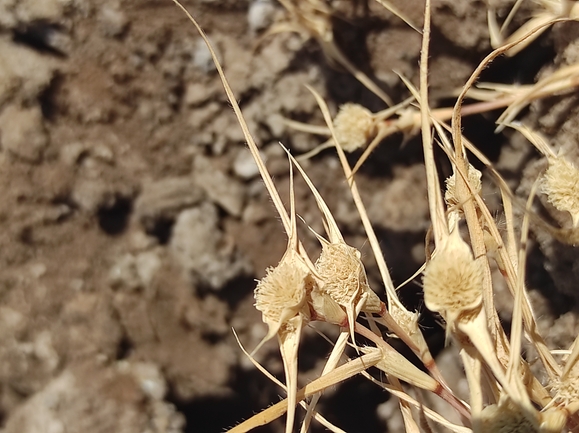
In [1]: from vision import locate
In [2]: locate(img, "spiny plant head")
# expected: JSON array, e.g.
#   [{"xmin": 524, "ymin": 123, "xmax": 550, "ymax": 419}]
[
  {"xmin": 422, "ymin": 229, "xmax": 484, "ymax": 327},
  {"xmin": 333, "ymin": 103, "xmax": 375, "ymax": 152},
  {"xmin": 479, "ymin": 398, "xmax": 539, "ymax": 433},
  {"xmin": 444, "ymin": 163, "xmax": 483, "ymax": 209},
  {"xmin": 541, "ymin": 156, "xmax": 579, "ymax": 227},
  {"xmin": 316, "ymin": 242, "xmax": 369, "ymax": 306},
  {"xmin": 550, "ymin": 362, "xmax": 579, "ymax": 407},
  {"xmin": 254, "ymin": 259, "xmax": 310, "ymax": 331}
]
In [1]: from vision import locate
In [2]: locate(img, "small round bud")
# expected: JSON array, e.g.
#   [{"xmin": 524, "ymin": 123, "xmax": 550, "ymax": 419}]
[
  {"xmin": 333, "ymin": 103, "xmax": 375, "ymax": 152},
  {"xmin": 479, "ymin": 399, "xmax": 538, "ymax": 433},
  {"xmin": 541, "ymin": 156, "xmax": 579, "ymax": 227},
  {"xmin": 422, "ymin": 230, "xmax": 483, "ymax": 327}
]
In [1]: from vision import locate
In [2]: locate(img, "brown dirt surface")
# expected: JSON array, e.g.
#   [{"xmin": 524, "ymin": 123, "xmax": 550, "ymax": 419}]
[{"xmin": 0, "ymin": 1, "xmax": 577, "ymax": 433}]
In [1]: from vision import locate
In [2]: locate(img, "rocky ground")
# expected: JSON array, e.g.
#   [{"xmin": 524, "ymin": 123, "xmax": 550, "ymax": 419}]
[{"xmin": 0, "ymin": 0, "xmax": 577, "ymax": 432}]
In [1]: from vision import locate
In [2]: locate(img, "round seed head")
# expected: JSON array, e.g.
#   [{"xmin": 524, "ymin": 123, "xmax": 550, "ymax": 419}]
[
  {"xmin": 333, "ymin": 103, "xmax": 375, "ymax": 152},
  {"xmin": 422, "ymin": 230, "xmax": 483, "ymax": 325},
  {"xmin": 541, "ymin": 157, "xmax": 579, "ymax": 227},
  {"xmin": 479, "ymin": 399, "xmax": 538, "ymax": 433},
  {"xmin": 316, "ymin": 242, "xmax": 369, "ymax": 306},
  {"xmin": 254, "ymin": 260, "xmax": 309, "ymax": 330},
  {"xmin": 445, "ymin": 164, "xmax": 482, "ymax": 209},
  {"xmin": 550, "ymin": 362, "xmax": 579, "ymax": 407}
]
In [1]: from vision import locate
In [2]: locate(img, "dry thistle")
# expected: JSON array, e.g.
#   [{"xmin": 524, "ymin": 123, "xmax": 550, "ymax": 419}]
[
  {"xmin": 445, "ymin": 163, "xmax": 483, "ymax": 232},
  {"xmin": 541, "ymin": 156, "xmax": 579, "ymax": 228},
  {"xmin": 388, "ymin": 302, "xmax": 420, "ymax": 340},
  {"xmin": 478, "ymin": 395, "xmax": 567, "ymax": 433},
  {"xmin": 252, "ymin": 223, "xmax": 312, "ymax": 433},
  {"xmin": 550, "ymin": 355, "xmax": 579, "ymax": 415},
  {"xmin": 286, "ymin": 147, "xmax": 383, "ymax": 344},
  {"xmin": 316, "ymin": 241, "xmax": 382, "ymax": 314},
  {"xmin": 173, "ymin": 1, "xmax": 579, "ymax": 431},
  {"xmin": 333, "ymin": 103, "xmax": 376, "ymax": 152},
  {"xmin": 422, "ymin": 228, "xmax": 484, "ymax": 333},
  {"xmin": 479, "ymin": 397, "xmax": 539, "ymax": 433},
  {"xmin": 551, "ymin": 371, "xmax": 579, "ymax": 413},
  {"xmin": 253, "ymin": 258, "xmax": 311, "ymax": 346},
  {"xmin": 315, "ymin": 240, "xmax": 383, "ymax": 348}
]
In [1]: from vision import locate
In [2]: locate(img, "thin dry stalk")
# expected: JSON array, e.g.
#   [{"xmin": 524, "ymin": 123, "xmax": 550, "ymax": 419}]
[
  {"xmin": 227, "ymin": 350, "xmax": 383, "ymax": 433},
  {"xmin": 274, "ymin": 0, "xmax": 394, "ymax": 105},
  {"xmin": 233, "ymin": 330, "xmax": 346, "ymax": 433},
  {"xmin": 488, "ymin": 1, "xmax": 578, "ymax": 56}
]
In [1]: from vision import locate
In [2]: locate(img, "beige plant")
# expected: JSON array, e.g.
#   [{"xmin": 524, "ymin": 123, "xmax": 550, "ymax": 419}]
[{"xmin": 171, "ymin": 0, "xmax": 579, "ymax": 432}]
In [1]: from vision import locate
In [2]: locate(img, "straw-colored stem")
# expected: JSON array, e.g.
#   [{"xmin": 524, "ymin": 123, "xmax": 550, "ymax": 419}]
[
  {"xmin": 419, "ymin": 0, "xmax": 448, "ymax": 246},
  {"xmin": 354, "ymin": 322, "xmax": 472, "ymax": 421},
  {"xmin": 227, "ymin": 350, "xmax": 383, "ymax": 433}
]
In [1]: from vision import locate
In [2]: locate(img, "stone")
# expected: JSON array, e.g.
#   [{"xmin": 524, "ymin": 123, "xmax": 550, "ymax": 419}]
[{"xmin": 0, "ymin": 105, "xmax": 48, "ymax": 163}]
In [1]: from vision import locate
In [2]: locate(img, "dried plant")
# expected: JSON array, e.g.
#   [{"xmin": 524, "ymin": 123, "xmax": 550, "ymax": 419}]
[
  {"xmin": 171, "ymin": 0, "xmax": 579, "ymax": 432},
  {"xmin": 487, "ymin": 0, "xmax": 579, "ymax": 56}
]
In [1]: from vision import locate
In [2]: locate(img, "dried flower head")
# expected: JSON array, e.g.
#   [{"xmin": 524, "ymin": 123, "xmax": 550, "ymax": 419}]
[
  {"xmin": 254, "ymin": 259, "xmax": 310, "ymax": 335},
  {"xmin": 422, "ymin": 229, "xmax": 483, "ymax": 329},
  {"xmin": 479, "ymin": 398, "xmax": 539, "ymax": 433},
  {"xmin": 444, "ymin": 163, "xmax": 482, "ymax": 209},
  {"xmin": 550, "ymin": 362, "xmax": 579, "ymax": 408},
  {"xmin": 253, "ymin": 256, "xmax": 312, "ymax": 433},
  {"xmin": 541, "ymin": 156, "xmax": 579, "ymax": 227},
  {"xmin": 333, "ymin": 103, "xmax": 375, "ymax": 152},
  {"xmin": 316, "ymin": 241, "xmax": 382, "ymax": 346},
  {"xmin": 316, "ymin": 242, "xmax": 380, "ymax": 311}
]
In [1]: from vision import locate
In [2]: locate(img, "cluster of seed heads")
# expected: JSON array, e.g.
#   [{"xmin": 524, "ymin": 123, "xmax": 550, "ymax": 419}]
[
  {"xmin": 254, "ymin": 240, "xmax": 381, "ymax": 344},
  {"xmin": 177, "ymin": 2, "xmax": 579, "ymax": 431}
]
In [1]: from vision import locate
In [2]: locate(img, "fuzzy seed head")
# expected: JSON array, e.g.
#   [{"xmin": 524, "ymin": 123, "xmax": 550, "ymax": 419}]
[
  {"xmin": 422, "ymin": 230, "xmax": 483, "ymax": 323},
  {"xmin": 316, "ymin": 242, "xmax": 368, "ymax": 306},
  {"xmin": 333, "ymin": 103, "xmax": 375, "ymax": 152},
  {"xmin": 551, "ymin": 377, "xmax": 578, "ymax": 407},
  {"xmin": 541, "ymin": 157, "xmax": 579, "ymax": 227},
  {"xmin": 254, "ymin": 260, "xmax": 308, "ymax": 328},
  {"xmin": 445, "ymin": 164, "xmax": 482, "ymax": 209},
  {"xmin": 479, "ymin": 400, "xmax": 538, "ymax": 433},
  {"xmin": 550, "ymin": 363, "xmax": 579, "ymax": 407}
]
